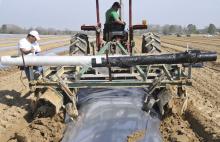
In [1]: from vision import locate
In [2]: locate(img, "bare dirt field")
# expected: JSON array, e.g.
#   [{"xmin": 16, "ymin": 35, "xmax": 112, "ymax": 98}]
[
  {"xmin": 0, "ymin": 34, "xmax": 69, "ymax": 142},
  {"xmin": 0, "ymin": 34, "xmax": 220, "ymax": 142},
  {"xmin": 0, "ymin": 35, "xmax": 70, "ymax": 56},
  {"xmin": 160, "ymin": 35, "xmax": 220, "ymax": 142}
]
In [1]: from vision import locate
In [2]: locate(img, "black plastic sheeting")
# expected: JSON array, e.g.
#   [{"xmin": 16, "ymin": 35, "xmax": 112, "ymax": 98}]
[{"xmin": 62, "ymin": 88, "xmax": 162, "ymax": 142}]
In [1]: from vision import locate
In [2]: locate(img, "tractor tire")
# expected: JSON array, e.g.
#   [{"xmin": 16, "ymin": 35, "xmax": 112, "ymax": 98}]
[
  {"xmin": 141, "ymin": 32, "xmax": 161, "ymax": 53},
  {"xmin": 69, "ymin": 33, "xmax": 90, "ymax": 55}
]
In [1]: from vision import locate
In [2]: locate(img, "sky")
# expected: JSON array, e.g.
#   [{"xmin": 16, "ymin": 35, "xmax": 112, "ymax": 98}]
[{"xmin": 0, "ymin": 0, "xmax": 219, "ymax": 30}]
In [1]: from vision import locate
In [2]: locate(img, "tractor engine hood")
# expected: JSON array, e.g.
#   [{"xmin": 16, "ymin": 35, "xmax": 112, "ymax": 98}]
[{"xmin": 62, "ymin": 88, "xmax": 162, "ymax": 142}]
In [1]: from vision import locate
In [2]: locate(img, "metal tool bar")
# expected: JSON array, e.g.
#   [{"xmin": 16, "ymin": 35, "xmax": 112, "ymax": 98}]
[{"xmin": 31, "ymin": 79, "xmax": 192, "ymax": 88}]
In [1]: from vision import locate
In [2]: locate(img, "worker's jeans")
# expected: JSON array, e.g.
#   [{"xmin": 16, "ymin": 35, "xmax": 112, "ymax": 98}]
[{"xmin": 24, "ymin": 66, "xmax": 43, "ymax": 81}]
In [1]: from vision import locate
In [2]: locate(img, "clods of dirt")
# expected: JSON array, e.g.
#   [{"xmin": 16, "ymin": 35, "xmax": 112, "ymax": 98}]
[{"xmin": 11, "ymin": 111, "xmax": 66, "ymax": 142}]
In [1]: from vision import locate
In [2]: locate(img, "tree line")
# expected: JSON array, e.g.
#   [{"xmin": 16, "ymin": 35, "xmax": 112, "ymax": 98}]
[
  {"xmin": 145, "ymin": 23, "xmax": 219, "ymax": 35},
  {"xmin": 0, "ymin": 24, "xmax": 77, "ymax": 35},
  {"xmin": 0, "ymin": 23, "xmax": 219, "ymax": 35}
]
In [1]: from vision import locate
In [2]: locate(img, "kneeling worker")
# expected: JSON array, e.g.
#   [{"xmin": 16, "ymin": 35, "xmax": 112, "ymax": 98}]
[{"xmin": 18, "ymin": 30, "xmax": 42, "ymax": 80}]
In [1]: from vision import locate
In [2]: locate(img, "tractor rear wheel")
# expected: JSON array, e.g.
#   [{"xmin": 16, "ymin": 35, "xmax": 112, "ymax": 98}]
[
  {"xmin": 69, "ymin": 33, "xmax": 90, "ymax": 55},
  {"xmin": 141, "ymin": 32, "xmax": 161, "ymax": 53}
]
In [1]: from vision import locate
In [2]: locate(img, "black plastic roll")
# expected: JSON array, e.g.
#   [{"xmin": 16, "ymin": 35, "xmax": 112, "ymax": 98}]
[{"xmin": 92, "ymin": 50, "xmax": 217, "ymax": 68}]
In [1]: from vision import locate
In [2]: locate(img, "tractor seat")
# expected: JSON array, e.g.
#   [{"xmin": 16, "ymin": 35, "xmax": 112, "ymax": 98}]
[{"xmin": 103, "ymin": 23, "xmax": 127, "ymax": 41}]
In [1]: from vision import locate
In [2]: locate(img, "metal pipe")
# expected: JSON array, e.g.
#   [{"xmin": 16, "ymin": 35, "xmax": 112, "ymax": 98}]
[
  {"xmin": 129, "ymin": 0, "xmax": 132, "ymax": 32},
  {"xmin": 119, "ymin": 0, "xmax": 122, "ymax": 20},
  {"xmin": 129, "ymin": 0, "xmax": 133, "ymax": 56},
  {"xmin": 105, "ymin": 50, "xmax": 112, "ymax": 81},
  {"xmin": 96, "ymin": 0, "xmax": 100, "ymax": 25},
  {"xmin": 96, "ymin": 0, "xmax": 101, "ymax": 51}
]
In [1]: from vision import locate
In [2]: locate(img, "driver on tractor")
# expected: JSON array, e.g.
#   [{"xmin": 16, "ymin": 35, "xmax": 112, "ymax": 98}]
[
  {"xmin": 104, "ymin": 2, "xmax": 127, "ymax": 42},
  {"xmin": 105, "ymin": 2, "xmax": 125, "ymax": 26}
]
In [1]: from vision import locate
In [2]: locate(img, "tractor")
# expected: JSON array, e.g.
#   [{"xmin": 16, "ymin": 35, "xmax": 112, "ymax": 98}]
[
  {"xmin": 69, "ymin": 0, "xmax": 160, "ymax": 56},
  {"xmin": 0, "ymin": 0, "xmax": 217, "ymax": 141}
]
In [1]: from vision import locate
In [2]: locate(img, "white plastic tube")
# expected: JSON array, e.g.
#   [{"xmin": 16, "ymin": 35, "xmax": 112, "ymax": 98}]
[
  {"xmin": 0, "ymin": 55, "xmax": 127, "ymax": 66},
  {"xmin": 0, "ymin": 56, "xmax": 96, "ymax": 66}
]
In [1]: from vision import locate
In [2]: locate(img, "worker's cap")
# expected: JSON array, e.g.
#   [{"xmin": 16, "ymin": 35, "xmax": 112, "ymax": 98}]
[
  {"xmin": 29, "ymin": 30, "xmax": 40, "ymax": 40},
  {"xmin": 112, "ymin": 2, "xmax": 121, "ymax": 8}
]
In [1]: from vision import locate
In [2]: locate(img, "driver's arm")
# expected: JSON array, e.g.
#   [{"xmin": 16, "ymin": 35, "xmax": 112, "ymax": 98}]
[
  {"xmin": 112, "ymin": 12, "xmax": 125, "ymax": 25},
  {"xmin": 114, "ymin": 19, "xmax": 126, "ymax": 25}
]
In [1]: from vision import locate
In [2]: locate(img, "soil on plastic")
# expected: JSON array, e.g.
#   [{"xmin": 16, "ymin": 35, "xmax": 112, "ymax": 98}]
[{"xmin": 127, "ymin": 130, "xmax": 145, "ymax": 142}]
